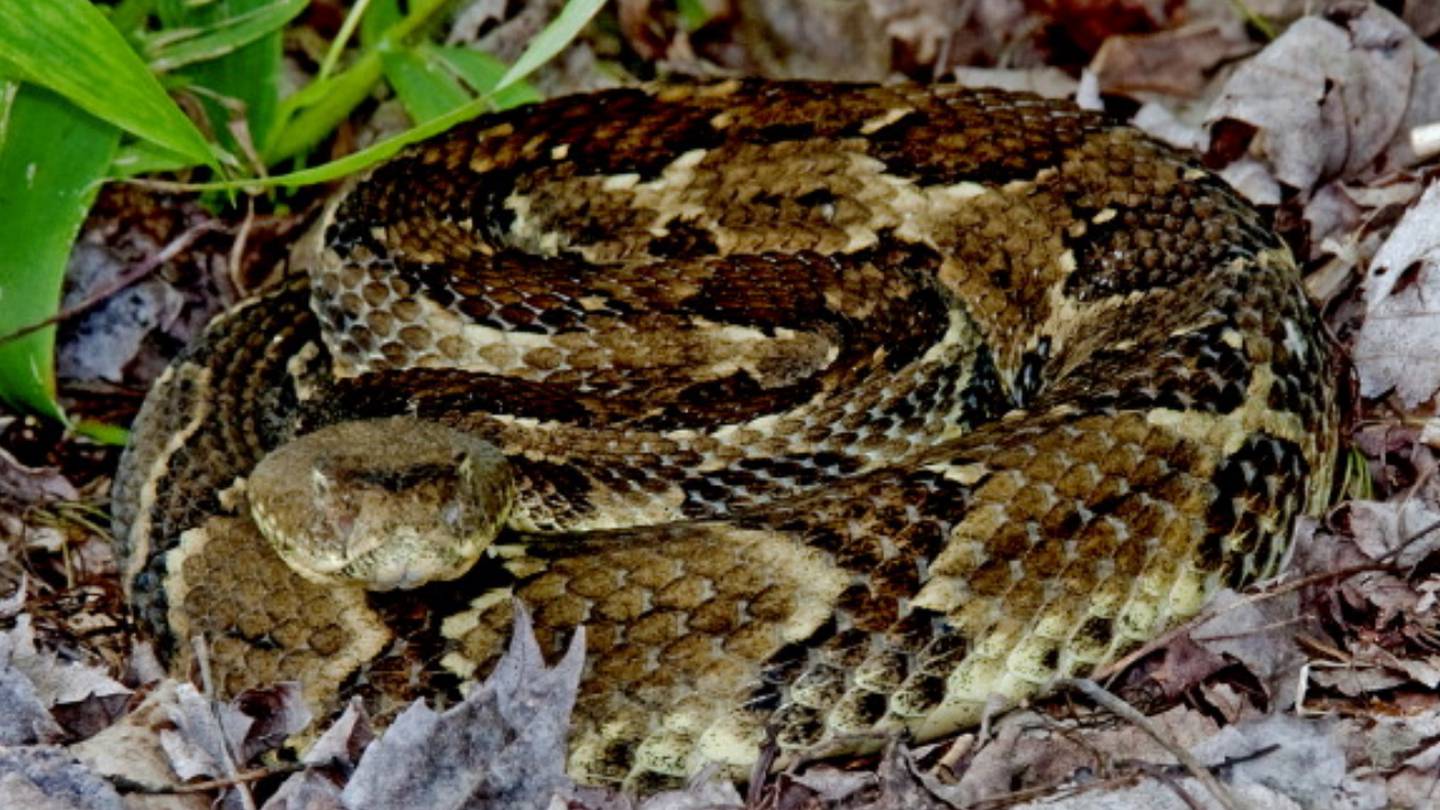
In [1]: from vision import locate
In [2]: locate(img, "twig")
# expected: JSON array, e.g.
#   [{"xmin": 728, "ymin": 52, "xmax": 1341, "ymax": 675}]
[{"xmin": 1059, "ymin": 678, "xmax": 1243, "ymax": 810}]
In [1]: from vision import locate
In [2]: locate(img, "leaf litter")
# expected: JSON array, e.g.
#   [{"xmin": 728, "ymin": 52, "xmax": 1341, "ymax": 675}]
[{"xmin": 8, "ymin": 1, "xmax": 1440, "ymax": 808}]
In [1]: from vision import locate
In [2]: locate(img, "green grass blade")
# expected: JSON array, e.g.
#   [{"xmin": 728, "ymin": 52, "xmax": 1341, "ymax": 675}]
[
  {"xmin": 265, "ymin": 0, "xmax": 450, "ymax": 163},
  {"xmin": 494, "ymin": 0, "xmax": 605, "ymax": 93},
  {"xmin": 147, "ymin": 0, "xmax": 308, "ymax": 73},
  {"xmin": 0, "ymin": 84, "xmax": 120, "ymax": 421},
  {"xmin": 216, "ymin": 0, "xmax": 599, "ymax": 187},
  {"xmin": 381, "ymin": 45, "xmax": 472, "ymax": 125},
  {"xmin": 423, "ymin": 44, "xmax": 541, "ymax": 109},
  {"xmin": 319, "ymin": 0, "xmax": 374, "ymax": 80},
  {"xmin": 360, "ymin": 0, "xmax": 403, "ymax": 47},
  {"xmin": 0, "ymin": 0, "xmax": 212, "ymax": 166}
]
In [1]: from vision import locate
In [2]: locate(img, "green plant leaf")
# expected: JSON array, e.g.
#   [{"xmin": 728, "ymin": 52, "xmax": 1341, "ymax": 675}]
[
  {"xmin": 215, "ymin": 0, "xmax": 602, "ymax": 189},
  {"xmin": 676, "ymin": 0, "xmax": 714, "ymax": 31},
  {"xmin": 423, "ymin": 44, "xmax": 541, "ymax": 109},
  {"xmin": 0, "ymin": 84, "xmax": 120, "ymax": 421},
  {"xmin": 360, "ymin": 0, "xmax": 403, "ymax": 47},
  {"xmin": 146, "ymin": 0, "xmax": 308, "ymax": 73},
  {"xmin": 494, "ymin": 0, "xmax": 605, "ymax": 92},
  {"xmin": 155, "ymin": 0, "xmax": 288, "ymax": 161},
  {"xmin": 319, "ymin": 0, "xmax": 375, "ymax": 80},
  {"xmin": 381, "ymin": 45, "xmax": 472, "ymax": 125},
  {"xmin": 265, "ymin": 0, "xmax": 451, "ymax": 163},
  {"xmin": 0, "ymin": 0, "xmax": 212, "ymax": 165},
  {"xmin": 110, "ymin": 139, "xmax": 207, "ymax": 178}
]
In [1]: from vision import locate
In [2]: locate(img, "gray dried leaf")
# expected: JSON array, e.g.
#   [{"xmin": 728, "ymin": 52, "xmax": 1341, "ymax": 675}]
[
  {"xmin": 784, "ymin": 767, "xmax": 876, "ymax": 803},
  {"xmin": 0, "ymin": 746, "xmax": 124, "ymax": 810},
  {"xmin": 159, "ymin": 683, "xmax": 241, "ymax": 781},
  {"xmin": 68, "ymin": 680, "xmax": 211, "ymax": 810},
  {"xmin": 1218, "ymin": 157, "xmax": 1281, "ymax": 206},
  {"xmin": 0, "ymin": 446, "xmax": 78, "ymax": 504},
  {"xmin": 636, "ymin": 777, "xmax": 742, "ymax": 809},
  {"xmin": 1205, "ymin": 5, "xmax": 1434, "ymax": 196},
  {"xmin": 0, "ymin": 666, "xmax": 63, "ymax": 745},
  {"xmin": 159, "ymin": 678, "xmax": 311, "ymax": 808},
  {"xmin": 1130, "ymin": 102, "xmax": 1205, "ymax": 152},
  {"xmin": 951, "ymin": 67, "xmax": 1077, "ymax": 99},
  {"xmin": 1354, "ymin": 181, "xmax": 1440, "ymax": 407},
  {"xmin": 1, "ymin": 614, "xmax": 125, "ymax": 745},
  {"xmin": 340, "ymin": 601, "xmax": 584, "ymax": 810},
  {"xmin": 1342, "ymin": 498, "xmax": 1440, "ymax": 569},
  {"xmin": 261, "ymin": 700, "xmax": 375, "ymax": 810},
  {"xmin": 1188, "ymin": 589, "xmax": 1305, "ymax": 705},
  {"xmin": 1309, "ymin": 665, "xmax": 1410, "ymax": 697},
  {"xmin": 301, "ymin": 699, "xmax": 372, "ymax": 769},
  {"xmin": 230, "ymin": 683, "xmax": 314, "ymax": 763},
  {"xmin": 1190, "ymin": 714, "xmax": 1386, "ymax": 809},
  {"xmin": 58, "ymin": 270, "xmax": 185, "ymax": 383},
  {"xmin": 949, "ymin": 706, "xmax": 1219, "ymax": 806},
  {"xmin": 260, "ymin": 771, "xmax": 348, "ymax": 810}
]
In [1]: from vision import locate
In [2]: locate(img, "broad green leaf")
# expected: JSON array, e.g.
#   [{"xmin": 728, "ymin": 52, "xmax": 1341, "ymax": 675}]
[
  {"xmin": 381, "ymin": 46, "xmax": 471, "ymax": 125},
  {"xmin": 110, "ymin": 139, "xmax": 207, "ymax": 178},
  {"xmin": 423, "ymin": 44, "xmax": 541, "ymax": 109},
  {"xmin": 0, "ymin": 85, "xmax": 119, "ymax": 421},
  {"xmin": 0, "ymin": 0, "xmax": 212, "ymax": 165},
  {"xmin": 147, "ymin": 0, "xmax": 308, "ymax": 73}
]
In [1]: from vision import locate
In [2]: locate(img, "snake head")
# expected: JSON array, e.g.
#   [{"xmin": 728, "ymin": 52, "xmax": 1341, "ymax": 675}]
[{"xmin": 247, "ymin": 417, "xmax": 515, "ymax": 590}]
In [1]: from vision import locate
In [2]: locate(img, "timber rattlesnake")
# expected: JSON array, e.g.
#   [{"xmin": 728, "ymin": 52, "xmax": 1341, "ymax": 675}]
[{"xmin": 112, "ymin": 80, "xmax": 1338, "ymax": 791}]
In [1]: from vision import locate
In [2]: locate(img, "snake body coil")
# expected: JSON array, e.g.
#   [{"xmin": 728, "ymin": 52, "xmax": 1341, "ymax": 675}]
[{"xmin": 113, "ymin": 80, "xmax": 1337, "ymax": 790}]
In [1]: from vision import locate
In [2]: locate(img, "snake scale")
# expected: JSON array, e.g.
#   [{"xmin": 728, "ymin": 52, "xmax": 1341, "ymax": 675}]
[{"xmin": 112, "ymin": 80, "xmax": 1338, "ymax": 791}]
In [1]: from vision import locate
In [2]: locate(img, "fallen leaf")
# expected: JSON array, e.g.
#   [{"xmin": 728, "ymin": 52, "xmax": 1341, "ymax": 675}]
[
  {"xmin": 637, "ymin": 777, "xmax": 743, "ymax": 809},
  {"xmin": 0, "ymin": 446, "xmax": 78, "ymax": 505},
  {"xmin": 339, "ymin": 602, "xmax": 584, "ymax": 810},
  {"xmin": 1353, "ymin": 180, "xmax": 1440, "ymax": 407},
  {"xmin": 0, "ymin": 613, "xmax": 127, "ymax": 745},
  {"xmin": 1090, "ymin": 23, "xmax": 1254, "ymax": 97},
  {"xmin": 69, "ymin": 680, "xmax": 210, "ymax": 810},
  {"xmin": 952, "ymin": 66, "xmax": 1077, "ymax": 98},
  {"xmin": 56, "ymin": 244, "xmax": 184, "ymax": 384},
  {"xmin": 1205, "ymin": 5, "xmax": 1439, "ymax": 197},
  {"xmin": 0, "ymin": 746, "xmax": 125, "ymax": 810}
]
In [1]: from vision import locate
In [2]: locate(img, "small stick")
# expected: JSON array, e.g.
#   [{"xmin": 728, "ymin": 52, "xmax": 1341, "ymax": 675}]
[{"xmin": 1059, "ymin": 678, "xmax": 1243, "ymax": 810}]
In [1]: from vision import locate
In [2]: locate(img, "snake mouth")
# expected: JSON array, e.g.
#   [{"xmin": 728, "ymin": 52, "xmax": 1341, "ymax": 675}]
[{"xmin": 246, "ymin": 416, "xmax": 516, "ymax": 590}]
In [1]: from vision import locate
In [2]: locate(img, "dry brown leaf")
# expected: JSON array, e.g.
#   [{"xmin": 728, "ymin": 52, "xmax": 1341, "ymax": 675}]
[{"xmin": 1090, "ymin": 23, "xmax": 1253, "ymax": 97}]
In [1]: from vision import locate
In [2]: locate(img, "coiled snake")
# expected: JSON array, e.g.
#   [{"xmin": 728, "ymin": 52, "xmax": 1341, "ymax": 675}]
[{"xmin": 112, "ymin": 80, "xmax": 1338, "ymax": 791}]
